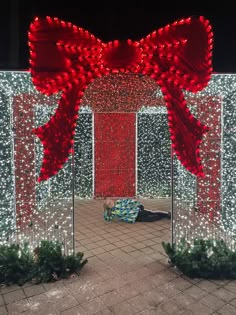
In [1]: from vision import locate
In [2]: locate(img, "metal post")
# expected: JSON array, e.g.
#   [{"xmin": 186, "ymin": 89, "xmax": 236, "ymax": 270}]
[
  {"xmin": 135, "ymin": 112, "xmax": 138, "ymax": 198},
  {"xmin": 171, "ymin": 145, "xmax": 174, "ymax": 247},
  {"xmin": 71, "ymin": 143, "xmax": 75, "ymax": 255}
]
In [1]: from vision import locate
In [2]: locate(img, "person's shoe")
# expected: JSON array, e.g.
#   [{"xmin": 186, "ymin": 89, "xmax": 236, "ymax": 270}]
[{"xmin": 167, "ymin": 212, "xmax": 171, "ymax": 219}]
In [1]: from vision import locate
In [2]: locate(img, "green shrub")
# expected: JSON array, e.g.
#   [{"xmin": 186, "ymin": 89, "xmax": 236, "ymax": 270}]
[
  {"xmin": 0, "ymin": 241, "xmax": 87, "ymax": 286},
  {"xmin": 162, "ymin": 238, "xmax": 236, "ymax": 279}
]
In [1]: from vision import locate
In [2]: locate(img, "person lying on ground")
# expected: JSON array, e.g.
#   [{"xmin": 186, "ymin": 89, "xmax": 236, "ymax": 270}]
[{"xmin": 103, "ymin": 198, "xmax": 171, "ymax": 223}]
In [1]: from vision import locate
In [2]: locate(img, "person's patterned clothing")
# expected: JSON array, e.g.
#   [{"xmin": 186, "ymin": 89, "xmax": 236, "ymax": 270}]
[{"xmin": 103, "ymin": 198, "xmax": 142, "ymax": 223}]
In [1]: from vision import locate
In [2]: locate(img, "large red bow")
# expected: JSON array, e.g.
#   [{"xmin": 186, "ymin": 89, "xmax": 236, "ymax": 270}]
[{"xmin": 28, "ymin": 16, "xmax": 213, "ymax": 181}]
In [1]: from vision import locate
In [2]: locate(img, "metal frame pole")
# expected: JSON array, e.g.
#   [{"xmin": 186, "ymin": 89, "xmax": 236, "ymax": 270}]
[
  {"xmin": 72, "ymin": 143, "xmax": 75, "ymax": 255},
  {"xmin": 171, "ymin": 145, "xmax": 174, "ymax": 247}
]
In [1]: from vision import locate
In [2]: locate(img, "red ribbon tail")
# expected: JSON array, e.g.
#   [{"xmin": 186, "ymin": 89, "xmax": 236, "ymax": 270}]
[
  {"xmin": 163, "ymin": 86, "xmax": 209, "ymax": 176},
  {"xmin": 33, "ymin": 86, "xmax": 80, "ymax": 182}
]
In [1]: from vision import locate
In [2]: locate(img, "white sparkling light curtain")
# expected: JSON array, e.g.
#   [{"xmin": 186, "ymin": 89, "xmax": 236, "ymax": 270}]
[
  {"xmin": 173, "ymin": 74, "xmax": 236, "ymax": 250},
  {"xmin": 0, "ymin": 71, "xmax": 74, "ymax": 254}
]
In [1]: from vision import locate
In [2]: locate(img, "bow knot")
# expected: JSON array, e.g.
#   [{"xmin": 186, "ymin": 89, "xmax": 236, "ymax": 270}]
[{"xmin": 103, "ymin": 40, "xmax": 142, "ymax": 70}]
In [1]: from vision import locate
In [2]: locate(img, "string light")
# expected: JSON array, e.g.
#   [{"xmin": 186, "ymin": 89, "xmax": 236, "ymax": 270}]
[
  {"xmin": 0, "ymin": 72, "xmax": 74, "ymax": 254},
  {"xmin": 74, "ymin": 106, "xmax": 93, "ymax": 198},
  {"xmin": 137, "ymin": 106, "xmax": 171, "ymax": 198},
  {"xmin": 81, "ymin": 73, "xmax": 170, "ymax": 198},
  {"xmin": 173, "ymin": 74, "xmax": 236, "ymax": 250}
]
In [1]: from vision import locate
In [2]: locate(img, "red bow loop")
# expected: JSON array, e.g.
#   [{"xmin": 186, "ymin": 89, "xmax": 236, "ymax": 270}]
[
  {"xmin": 140, "ymin": 16, "xmax": 213, "ymax": 91},
  {"xmin": 29, "ymin": 16, "xmax": 102, "ymax": 95}
]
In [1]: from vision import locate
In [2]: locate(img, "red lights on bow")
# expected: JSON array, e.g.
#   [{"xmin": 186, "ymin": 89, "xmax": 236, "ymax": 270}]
[{"xmin": 28, "ymin": 15, "xmax": 213, "ymax": 181}]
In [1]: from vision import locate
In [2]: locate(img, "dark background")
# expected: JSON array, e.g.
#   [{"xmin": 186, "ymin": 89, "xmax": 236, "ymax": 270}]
[{"xmin": 1, "ymin": 1, "xmax": 236, "ymax": 73}]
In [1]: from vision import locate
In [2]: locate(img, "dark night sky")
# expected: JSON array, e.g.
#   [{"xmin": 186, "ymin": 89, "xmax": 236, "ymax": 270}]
[{"xmin": 1, "ymin": 1, "xmax": 236, "ymax": 73}]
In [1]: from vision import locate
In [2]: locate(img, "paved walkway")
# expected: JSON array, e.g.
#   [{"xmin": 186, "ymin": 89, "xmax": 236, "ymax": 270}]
[{"xmin": 1, "ymin": 198, "xmax": 236, "ymax": 314}]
